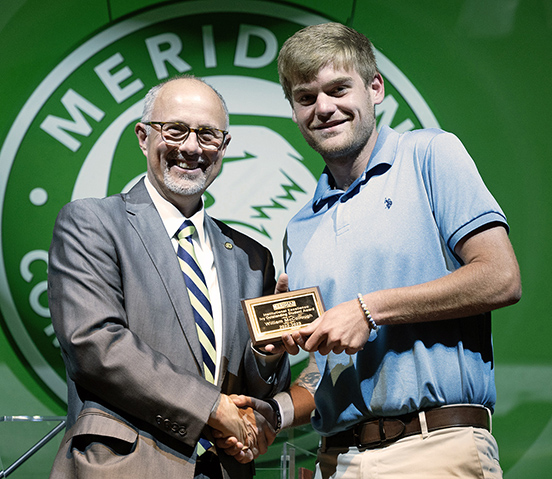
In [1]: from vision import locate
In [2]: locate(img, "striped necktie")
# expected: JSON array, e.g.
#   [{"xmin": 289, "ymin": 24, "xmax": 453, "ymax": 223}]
[{"xmin": 175, "ymin": 220, "xmax": 216, "ymax": 454}]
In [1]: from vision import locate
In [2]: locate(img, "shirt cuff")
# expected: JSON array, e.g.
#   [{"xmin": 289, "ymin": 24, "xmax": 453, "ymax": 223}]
[{"xmin": 273, "ymin": 391, "xmax": 294, "ymax": 429}]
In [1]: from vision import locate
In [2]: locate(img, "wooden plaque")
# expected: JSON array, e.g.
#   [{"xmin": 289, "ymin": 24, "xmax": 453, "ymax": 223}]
[{"xmin": 241, "ymin": 287, "xmax": 325, "ymax": 347}]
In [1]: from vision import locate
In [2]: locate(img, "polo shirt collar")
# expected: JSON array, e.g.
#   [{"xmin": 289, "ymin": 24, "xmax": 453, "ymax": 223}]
[{"xmin": 312, "ymin": 126, "xmax": 398, "ymax": 210}]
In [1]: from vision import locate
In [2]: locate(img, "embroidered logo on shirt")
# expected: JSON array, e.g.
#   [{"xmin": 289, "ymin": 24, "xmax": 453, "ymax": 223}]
[{"xmin": 384, "ymin": 198, "xmax": 393, "ymax": 209}]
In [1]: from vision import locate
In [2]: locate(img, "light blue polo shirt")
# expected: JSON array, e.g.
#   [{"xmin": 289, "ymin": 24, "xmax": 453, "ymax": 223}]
[{"xmin": 284, "ymin": 126, "xmax": 507, "ymax": 436}]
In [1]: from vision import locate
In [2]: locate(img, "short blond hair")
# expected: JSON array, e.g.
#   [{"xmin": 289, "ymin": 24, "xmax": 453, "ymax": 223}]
[{"xmin": 278, "ymin": 23, "xmax": 378, "ymax": 102}]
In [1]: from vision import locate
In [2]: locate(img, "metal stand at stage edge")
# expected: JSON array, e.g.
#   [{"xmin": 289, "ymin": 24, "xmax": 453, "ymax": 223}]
[{"xmin": 0, "ymin": 416, "xmax": 66, "ymax": 478}]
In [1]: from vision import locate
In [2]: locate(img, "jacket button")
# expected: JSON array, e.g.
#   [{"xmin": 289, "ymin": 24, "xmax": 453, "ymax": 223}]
[
  {"xmin": 171, "ymin": 422, "xmax": 179, "ymax": 433},
  {"xmin": 178, "ymin": 426, "xmax": 187, "ymax": 436},
  {"xmin": 164, "ymin": 419, "xmax": 171, "ymax": 429},
  {"xmin": 156, "ymin": 415, "xmax": 163, "ymax": 425}
]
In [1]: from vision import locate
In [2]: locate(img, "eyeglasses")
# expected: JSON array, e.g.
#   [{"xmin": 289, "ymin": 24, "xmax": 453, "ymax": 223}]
[{"xmin": 144, "ymin": 121, "xmax": 228, "ymax": 151}]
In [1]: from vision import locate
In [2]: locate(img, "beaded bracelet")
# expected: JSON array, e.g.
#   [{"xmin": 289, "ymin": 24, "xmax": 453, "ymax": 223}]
[{"xmin": 357, "ymin": 293, "xmax": 379, "ymax": 332}]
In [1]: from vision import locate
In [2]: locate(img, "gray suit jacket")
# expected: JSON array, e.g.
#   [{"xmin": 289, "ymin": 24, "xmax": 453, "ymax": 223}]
[{"xmin": 47, "ymin": 179, "xmax": 290, "ymax": 478}]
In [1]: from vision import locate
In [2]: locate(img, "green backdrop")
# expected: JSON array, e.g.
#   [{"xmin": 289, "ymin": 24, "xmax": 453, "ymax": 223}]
[{"xmin": 0, "ymin": 0, "xmax": 550, "ymax": 477}]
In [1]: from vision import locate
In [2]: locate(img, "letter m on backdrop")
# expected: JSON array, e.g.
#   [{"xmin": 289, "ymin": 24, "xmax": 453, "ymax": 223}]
[{"xmin": 40, "ymin": 89, "xmax": 105, "ymax": 152}]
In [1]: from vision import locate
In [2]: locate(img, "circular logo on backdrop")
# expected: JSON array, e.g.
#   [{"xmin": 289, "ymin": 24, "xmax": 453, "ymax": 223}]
[{"xmin": 0, "ymin": 0, "xmax": 439, "ymax": 402}]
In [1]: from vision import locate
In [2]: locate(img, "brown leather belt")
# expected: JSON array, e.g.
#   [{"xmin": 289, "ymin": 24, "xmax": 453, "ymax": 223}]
[{"xmin": 321, "ymin": 405, "xmax": 490, "ymax": 450}]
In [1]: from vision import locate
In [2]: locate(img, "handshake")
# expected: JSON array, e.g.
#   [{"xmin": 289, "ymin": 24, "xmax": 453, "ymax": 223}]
[{"xmin": 207, "ymin": 393, "xmax": 279, "ymax": 463}]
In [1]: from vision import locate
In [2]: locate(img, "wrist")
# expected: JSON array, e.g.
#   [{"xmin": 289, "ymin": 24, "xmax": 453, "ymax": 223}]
[
  {"xmin": 264, "ymin": 398, "xmax": 282, "ymax": 433},
  {"xmin": 210, "ymin": 395, "xmax": 221, "ymax": 416},
  {"xmin": 207, "ymin": 394, "xmax": 228, "ymax": 429},
  {"xmin": 357, "ymin": 293, "xmax": 378, "ymax": 332},
  {"xmin": 272, "ymin": 391, "xmax": 295, "ymax": 429}
]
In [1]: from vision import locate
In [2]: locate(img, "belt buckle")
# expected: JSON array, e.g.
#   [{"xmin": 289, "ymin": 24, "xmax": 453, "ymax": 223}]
[{"xmin": 354, "ymin": 418, "xmax": 406, "ymax": 448}]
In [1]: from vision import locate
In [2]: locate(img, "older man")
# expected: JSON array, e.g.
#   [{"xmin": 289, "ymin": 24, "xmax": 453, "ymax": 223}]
[{"xmin": 48, "ymin": 75, "xmax": 289, "ymax": 479}]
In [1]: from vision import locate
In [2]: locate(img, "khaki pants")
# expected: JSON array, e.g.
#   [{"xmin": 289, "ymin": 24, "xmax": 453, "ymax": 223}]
[{"xmin": 315, "ymin": 427, "xmax": 502, "ymax": 479}]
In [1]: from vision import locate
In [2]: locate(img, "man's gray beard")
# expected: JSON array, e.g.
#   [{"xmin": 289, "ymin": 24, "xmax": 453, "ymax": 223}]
[{"xmin": 163, "ymin": 168, "xmax": 206, "ymax": 196}]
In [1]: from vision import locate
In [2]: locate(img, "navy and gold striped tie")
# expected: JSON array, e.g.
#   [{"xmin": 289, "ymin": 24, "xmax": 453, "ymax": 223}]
[{"xmin": 175, "ymin": 220, "xmax": 216, "ymax": 454}]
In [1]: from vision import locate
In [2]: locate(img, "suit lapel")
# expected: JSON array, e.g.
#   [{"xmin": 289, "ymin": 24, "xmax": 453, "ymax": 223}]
[
  {"xmin": 124, "ymin": 180, "xmax": 204, "ymax": 371},
  {"xmin": 204, "ymin": 216, "xmax": 241, "ymax": 387}
]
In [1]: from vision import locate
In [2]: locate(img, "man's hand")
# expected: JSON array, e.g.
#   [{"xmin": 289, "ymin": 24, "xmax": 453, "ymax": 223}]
[
  {"xmin": 286, "ymin": 299, "xmax": 371, "ymax": 355},
  {"xmin": 232, "ymin": 395, "xmax": 278, "ymax": 431},
  {"xmin": 274, "ymin": 273, "xmax": 289, "ymax": 295},
  {"xmin": 210, "ymin": 395, "xmax": 276, "ymax": 463},
  {"xmin": 268, "ymin": 274, "xmax": 372, "ymax": 355},
  {"xmin": 207, "ymin": 394, "xmax": 250, "ymax": 447}
]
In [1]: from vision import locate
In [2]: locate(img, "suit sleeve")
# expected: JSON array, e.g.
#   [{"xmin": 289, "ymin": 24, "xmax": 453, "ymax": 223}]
[{"xmin": 48, "ymin": 200, "xmax": 218, "ymax": 448}]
